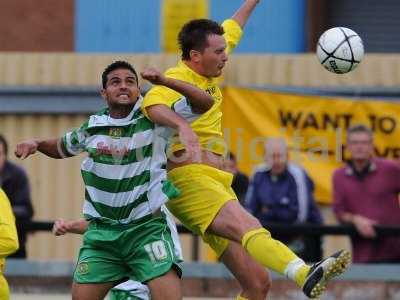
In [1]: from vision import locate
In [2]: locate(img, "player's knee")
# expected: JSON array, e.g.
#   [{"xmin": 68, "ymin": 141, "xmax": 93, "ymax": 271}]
[
  {"xmin": 252, "ymin": 269, "xmax": 271, "ymax": 296},
  {"xmin": 212, "ymin": 204, "xmax": 263, "ymax": 241},
  {"xmin": 236, "ymin": 209, "xmax": 262, "ymax": 231},
  {"xmin": 246, "ymin": 213, "xmax": 262, "ymax": 228},
  {"xmin": 241, "ymin": 268, "xmax": 271, "ymax": 298},
  {"xmin": 238, "ymin": 212, "xmax": 263, "ymax": 235}
]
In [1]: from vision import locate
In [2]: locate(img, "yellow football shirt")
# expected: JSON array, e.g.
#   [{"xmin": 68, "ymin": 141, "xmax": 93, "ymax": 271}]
[
  {"xmin": 0, "ymin": 188, "xmax": 19, "ymax": 271},
  {"xmin": 143, "ymin": 19, "xmax": 243, "ymax": 155}
]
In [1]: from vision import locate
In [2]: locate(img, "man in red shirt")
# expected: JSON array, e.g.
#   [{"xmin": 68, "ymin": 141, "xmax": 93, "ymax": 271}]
[{"xmin": 333, "ymin": 124, "xmax": 400, "ymax": 263}]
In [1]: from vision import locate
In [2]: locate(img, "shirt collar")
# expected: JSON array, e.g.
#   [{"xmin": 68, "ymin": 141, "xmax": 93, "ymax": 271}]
[
  {"xmin": 263, "ymin": 164, "xmax": 288, "ymax": 181},
  {"xmin": 90, "ymin": 96, "xmax": 143, "ymax": 127},
  {"xmin": 107, "ymin": 96, "xmax": 142, "ymax": 125},
  {"xmin": 345, "ymin": 159, "xmax": 376, "ymax": 177}
]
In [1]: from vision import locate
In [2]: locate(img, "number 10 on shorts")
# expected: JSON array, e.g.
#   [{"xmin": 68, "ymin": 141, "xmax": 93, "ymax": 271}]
[{"xmin": 144, "ymin": 241, "xmax": 168, "ymax": 263}]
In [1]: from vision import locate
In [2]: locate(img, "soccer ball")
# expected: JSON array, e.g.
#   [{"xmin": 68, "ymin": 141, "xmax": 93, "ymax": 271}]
[{"xmin": 316, "ymin": 27, "xmax": 364, "ymax": 74}]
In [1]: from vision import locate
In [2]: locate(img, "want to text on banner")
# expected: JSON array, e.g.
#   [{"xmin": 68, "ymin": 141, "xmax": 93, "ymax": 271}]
[{"xmin": 222, "ymin": 86, "xmax": 400, "ymax": 203}]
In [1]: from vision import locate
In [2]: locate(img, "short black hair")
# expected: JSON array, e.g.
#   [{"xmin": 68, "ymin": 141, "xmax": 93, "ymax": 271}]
[
  {"xmin": 347, "ymin": 124, "xmax": 373, "ymax": 140},
  {"xmin": 0, "ymin": 134, "xmax": 8, "ymax": 155},
  {"xmin": 102, "ymin": 61, "xmax": 138, "ymax": 89},
  {"xmin": 178, "ymin": 19, "xmax": 224, "ymax": 61}
]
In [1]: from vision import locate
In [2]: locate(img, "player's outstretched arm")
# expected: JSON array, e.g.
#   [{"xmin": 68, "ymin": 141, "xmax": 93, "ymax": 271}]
[
  {"xmin": 231, "ymin": 0, "xmax": 260, "ymax": 28},
  {"xmin": 52, "ymin": 218, "xmax": 88, "ymax": 236},
  {"xmin": 141, "ymin": 67, "xmax": 214, "ymax": 113},
  {"xmin": 15, "ymin": 138, "xmax": 70, "ymax": 160}
]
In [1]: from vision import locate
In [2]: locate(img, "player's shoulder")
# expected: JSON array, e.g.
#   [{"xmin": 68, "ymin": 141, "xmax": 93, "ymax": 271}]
[
  {"xmin": 222, "ymin": 18, "xmax": 241, "ymax": 30},
  {"xmin": 144, "ymin": 66, "xmax": 186, "ymax": 103},
  {"xmin": 165, "ymin": 65, "xmax": 192, "ymax": 81}
]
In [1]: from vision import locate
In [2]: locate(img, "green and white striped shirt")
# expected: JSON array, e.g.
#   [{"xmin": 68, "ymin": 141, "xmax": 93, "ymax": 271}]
[{"xmin": 62, "ymin": 98, "xmax": 179, "ymax": 224}]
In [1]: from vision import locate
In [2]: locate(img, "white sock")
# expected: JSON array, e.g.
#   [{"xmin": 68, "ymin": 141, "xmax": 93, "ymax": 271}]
[{"xmin": 284, "ymin": 258, "xmax": 306, "ymax": 281}]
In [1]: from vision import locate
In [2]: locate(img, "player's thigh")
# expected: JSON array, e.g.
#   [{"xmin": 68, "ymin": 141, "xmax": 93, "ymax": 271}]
[
  {"xmin": 72, "ymin": 281, "xmax": 116, "ymax": 300},
  {"xmin": 208, "ymin": 199, "xmax": 262, "ymax": 242},
  {"xmin": 74, "ymin": 245, "xmax": 129, "ymax": 284},
  {"xmin": 125, "ymin": 216, "xmax": 182, "ymax": 283},
  {"xmin": 74, "ymin": 224, "xmax": 130, "ymax": 284},
  {"xmin": 202, "ymin": 231, "xmax": 230, "ymax": 258},
  {"xmin": 167, "ymin": 164, "xmax": 236, "ymax": 236},
  {"xmin": 146, "ymin": 268, "xmax": 182, "ymax": 300},
  {"xmin": 220, "ymin": 241, "xmax": 271, "ymax": 293}
]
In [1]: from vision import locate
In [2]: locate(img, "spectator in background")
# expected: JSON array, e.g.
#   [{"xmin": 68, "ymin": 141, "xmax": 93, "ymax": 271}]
[
  {"xmin": 0, "ymin": 135, "xmax": 33, "ymax": 258},
  {"xmin": 223, "ymin": 152, "xmax": 249, "ymax": 205},
  {"xmin": 246, "ymin": 138, "xmax": 323, "ymax": 262},
  {"xmin": 0, "ymin": 188, "xmax": 19, "ymax": 299},
  {"xmin": 333, "ymin": 124, "xmax": 400, "ymax": 263}
]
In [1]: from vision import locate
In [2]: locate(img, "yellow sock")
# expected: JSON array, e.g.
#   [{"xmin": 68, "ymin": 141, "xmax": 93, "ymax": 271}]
[
  {"xmin": 236, "ymin": 295, "xmax": 249, "ymax": 300},
  {"xmin": 242, "ymin": 228, "xmax": 309, "ymax": 286}
]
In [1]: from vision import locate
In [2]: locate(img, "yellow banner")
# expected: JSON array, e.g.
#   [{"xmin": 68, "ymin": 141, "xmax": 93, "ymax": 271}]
[
  {"xmin": 222, "ymin": 86, "xmax": 400, "ymax": 204},
  {"xmin": 161, "ymin": 0, "xmax": 209, "ymax": 53}
]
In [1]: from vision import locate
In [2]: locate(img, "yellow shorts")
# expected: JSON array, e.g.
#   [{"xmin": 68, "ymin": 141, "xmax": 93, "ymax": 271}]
[{"xmin": 167, "ymin": 164, "xmax": 238, "ymax": 257}]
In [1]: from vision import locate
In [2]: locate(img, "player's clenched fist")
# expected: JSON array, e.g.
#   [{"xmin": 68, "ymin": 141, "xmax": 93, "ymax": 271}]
[
  {"xmin": 52, "ymin": 219, "xmax": 70, "ymax": 236},
  {"xmin": 15, "ymin": 139, "xmax": 39, "ymax": 160},
  {"xmin": 140, "ymin": 67, "xmax": 166, "ymax": 85}
]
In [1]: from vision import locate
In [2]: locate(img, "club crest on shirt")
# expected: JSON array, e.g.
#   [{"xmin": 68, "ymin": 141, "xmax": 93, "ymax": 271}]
[{"xmin": 109, "ymin": 127, "xmax": 123, "ymax": 138}]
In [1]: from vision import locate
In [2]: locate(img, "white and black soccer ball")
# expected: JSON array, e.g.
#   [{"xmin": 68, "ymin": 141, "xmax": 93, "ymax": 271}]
[{"xmin": 316, "ymin": 27, "xmax": 364, "ymax": 74}]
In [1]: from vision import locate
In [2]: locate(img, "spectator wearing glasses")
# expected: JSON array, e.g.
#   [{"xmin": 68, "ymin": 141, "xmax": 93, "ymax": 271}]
[{"xmin": 333, "ymin": 124, "xmax": 400, "ymax": 263}]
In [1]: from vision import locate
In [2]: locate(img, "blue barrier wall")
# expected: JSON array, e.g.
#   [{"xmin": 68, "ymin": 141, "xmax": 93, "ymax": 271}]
[
  {"xmin": 210, "ymin": 0, "xmax": 306, "ymax": 53},
  {"xmin": 76, "ymin": 0, "xmax": 161, "ymax": 52},
  {"xmin": 75, "ymin": 0, "xmax": 306, "ymax": 53}
]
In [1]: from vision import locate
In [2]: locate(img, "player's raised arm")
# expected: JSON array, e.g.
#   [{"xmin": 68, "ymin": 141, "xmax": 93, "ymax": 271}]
[
  {"xmin": 141, "ymin": 67, "xmax": 214, "ymax": 113},
  {"xmin": 15, "ymin": 137, "xmax": 70, "ymax": 160},
  {"xmin": 231, "ymin": 0, "xmax": 260, "ymax": 28}
]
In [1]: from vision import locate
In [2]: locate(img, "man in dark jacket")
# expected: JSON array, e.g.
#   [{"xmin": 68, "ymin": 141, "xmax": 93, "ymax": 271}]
[
  {"xmin": 246, "ymin": 138, "xmax": 323, "ymax": 262},
  {"xmin": 0, "ymin": 135, "xmax": 33, "ymax": 258}
]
